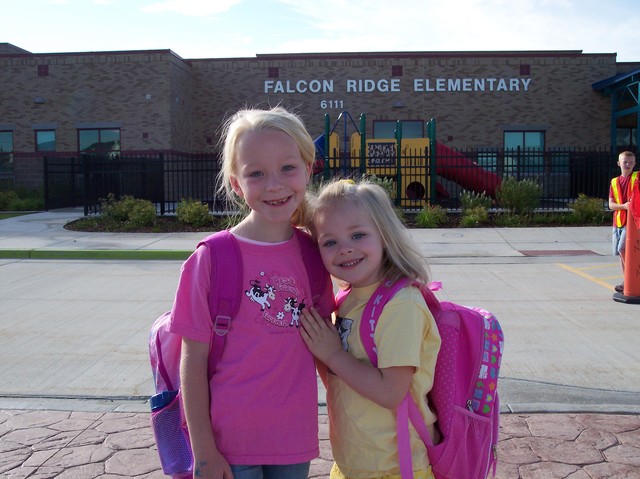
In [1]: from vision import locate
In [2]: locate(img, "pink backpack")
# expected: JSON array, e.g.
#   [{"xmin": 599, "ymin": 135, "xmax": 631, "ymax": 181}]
[
  {"xmin": 149, "ymin": 229, "xmax": 329, "ymax": 478},
  {"xmin": 340, "ymin": 277, "xmax": 504, "ymax": 479}
]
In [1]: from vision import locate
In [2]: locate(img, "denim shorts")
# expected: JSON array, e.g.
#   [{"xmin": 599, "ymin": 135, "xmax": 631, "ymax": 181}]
[
  {"xmin": 230, "ymin": 462, "xmax": 310, "ymax": 479},
  {"xmin": 612, "ymin": 226, "xmax": 627, "ymax": 256}
]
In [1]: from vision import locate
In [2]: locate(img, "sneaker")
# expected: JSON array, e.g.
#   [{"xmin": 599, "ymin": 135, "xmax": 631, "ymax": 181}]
[{"xmin": 615, "ymin": 284, "xmax": 624, "ymax": 293}]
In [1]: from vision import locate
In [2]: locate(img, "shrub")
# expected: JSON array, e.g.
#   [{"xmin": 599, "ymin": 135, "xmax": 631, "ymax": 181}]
[
  {"xmin": 100, "ymin": 194, "xmax": 156, "ymax": 229},
  {"xmin": 570, "ymin": 194, "xmax": 608, "ymax": 224},
  {"xmin": 0, "ymin": 187, "xmax": 44, "ymax": 211},
  {"xmin": 460, "ymin": 206, "xmax": 489, "ymax": 227},
  {"xmin": 100, "ymin": 194, "xmax": 133, "ymax": 222},
  {"xmin": 415, "ymin": 204, "xmax": 448, "ymax": 228},
  {"xmin": 176, "ymin": 198, "xmax": 212, "ymax": 228},
  {"xmin": 0, "ymin": 190, "xmax": 18, "ymax": 210},
  {"xmin": 460, "ymin": 190, "xmax": 492, "ymax": 213},
  {"xmin": 366, "ymin": 174, "xmax": 396, "ymax": 199},
  {"xmin": 494, "ymin": 213, "xmax": 526, "ymax": 227},
  {"xmin": 128, "ymin": 200, "xmax": 157, "ymax": 228},
  {"xmin": 496, "ymin": 177, "xmax": 542, "ymax": 215}
]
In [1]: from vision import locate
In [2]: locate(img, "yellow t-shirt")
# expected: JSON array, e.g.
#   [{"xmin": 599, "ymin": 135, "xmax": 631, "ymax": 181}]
[{"xmin": 328, "ymin": 282, "xmax": 441, "ymax": 478}]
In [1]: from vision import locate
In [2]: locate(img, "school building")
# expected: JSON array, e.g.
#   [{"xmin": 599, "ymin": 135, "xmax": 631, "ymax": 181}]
[{"xmin": 1, "ymin": 42, "xmax": 639, "ymax": 198}]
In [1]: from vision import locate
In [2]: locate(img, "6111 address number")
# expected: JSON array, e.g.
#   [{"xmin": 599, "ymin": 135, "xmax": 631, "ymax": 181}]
[{"xmin": 320, "ymin": 100, "xmax": 344, "ymax": 109}]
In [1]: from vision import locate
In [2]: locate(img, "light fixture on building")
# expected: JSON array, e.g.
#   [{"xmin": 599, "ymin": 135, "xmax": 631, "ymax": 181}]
[
  {"xmin": 392, "ymin": 101, "xmax": 405, "ymax": 108},
  {"xmin": 34, "ymin": 96, "xmax": 45, "ymax": 104}
]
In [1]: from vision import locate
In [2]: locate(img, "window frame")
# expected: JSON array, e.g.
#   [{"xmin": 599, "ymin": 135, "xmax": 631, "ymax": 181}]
[
  {"xmin": 0, "ymin": 130, "xmax": 14, "ymax": 174},
  {"xmin": 373, "ymin": 120, "xmax": 424, "ymax": 139},
  {"xmin": 35, "ymin": 129, "xmax": 57, "ymax": 152},
  {"xmin": 78, "ymin": 128, "xmax": 121, "ymax": 157},
  {"xmin": 503, "ymin": 129, "xmax": 546, "ymax": 175}
]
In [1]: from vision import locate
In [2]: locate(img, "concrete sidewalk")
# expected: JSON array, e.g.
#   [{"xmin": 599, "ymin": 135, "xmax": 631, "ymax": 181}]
[{"xmin": 1, "ymin": 209, "xmax": 639, "ymax": 478}]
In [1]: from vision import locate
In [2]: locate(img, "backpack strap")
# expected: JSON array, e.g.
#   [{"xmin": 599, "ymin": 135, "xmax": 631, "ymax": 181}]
[
  {"xmin": 293, "ymin": 228, "xmax": 328, "ymax": 305},
  {"xmin": 201, "ymin": 228, "xmax": 321, "ymax": 378},
  {"xmin": 359, "ymin": 277, "xmax": 436, "ymax": 479},
  {"xmin": 335, "ymin": 287, "xmax": 351, "ymax": 309},
  {"xmin": 360, "ymin": 278, "xmax": 410, "ymax": 366},
  {"xmin": 199, "ymin": 230, "xmax": 242, "ymax": 379}
]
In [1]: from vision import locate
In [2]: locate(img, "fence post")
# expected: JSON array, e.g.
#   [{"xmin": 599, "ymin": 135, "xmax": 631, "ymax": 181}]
[
  {"xmin": 323, "ymin": 114, "xmax": 330, "ymax": 181},
  {"xmin": 428, "ymin": 119, "xmax": 436, "ymax": 205},
  {"xmin": 43, "ymin": 156, "xmax": 50, "ymax": 211},
  {"xmin": 359, "ymin": 113, "xmax": 366, "ymax": 176},
  {"xmin": 159, "ymin": 153, "xmax": 166, "ymax": 215},
  {"xmin": 395, "ymin": 120, "xmax": 402, "ymax": 206},
  {"xmin": 83, "ymin": 155, "xmax": 90, "ymax": 216}
]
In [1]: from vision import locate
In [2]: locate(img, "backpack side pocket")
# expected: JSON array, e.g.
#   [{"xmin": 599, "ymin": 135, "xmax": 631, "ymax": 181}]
[
  {"xmin": 427, "ymin": 405, "xmax": 492, "ymax": 479},
  {"xmin": 150, "ymin": 390, "xmax": 193, "ymax": 477}
]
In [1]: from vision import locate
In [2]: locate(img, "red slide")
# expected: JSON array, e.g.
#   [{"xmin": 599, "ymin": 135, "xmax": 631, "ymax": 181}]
[{"xmin": 435, "ymin": 143, "xmax": 501, "ymax": 198}]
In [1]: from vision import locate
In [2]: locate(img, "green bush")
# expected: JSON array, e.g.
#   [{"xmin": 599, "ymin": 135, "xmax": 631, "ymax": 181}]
[
  {"xmin": 570, "ymin": 194, "xmax": 607, "ymax": 224},
  {"xmin": 0, "ymin": 187, "xmax": 44, "ymax": 211},
  {"xmin": 128, "ymin": 200, "xmax": 157, "ymax": 228},
  {"xmin": 365, "ymin": 174, "xmax": 396, "ymax": 199},
  {"xmin": 460, "ymin": 206, "xmax": 489, "ymax": 227},
  {"xmin": 100, "ymin": 194, "xmax": 156, "ymax": 229},
  {"xmin": 0, "ymin": 190, "xmax": 18, "ymax": 210},
  {"xmin": 176, "ymin": 198, "xmax": 212, "ymax": 227},
  {"xmin": 496, "ymin": 177, "xmax": 542, "ymax": 215},
  {"xmin": 494, "ymin": 213, "xmax": 526, "ymax": 227},
  {"xmin": 100, "ymin": 194, "xmax": 133, "ymax": 222},
  {"xmin": 415, "ymin": 204, "xmax": 448, "ymax": 228},
  {"xmin": 460, "ymin": 190, "xmax": 492, "ymax": 213}
]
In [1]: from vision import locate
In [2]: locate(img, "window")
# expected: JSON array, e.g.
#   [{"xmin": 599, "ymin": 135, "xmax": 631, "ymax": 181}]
[
  {"xmin": 268, "ymin": 67, "xmax": 279, "ymax": 78},
  {"xmin": 616, "ymin": 127, "xmax": 637, "ymax": 149},
  {"xmin": 37, "ymin": 64, "xmax": 49, "ymax": 77},
  {"xmin": 36, "ymin": 130, "xmax": 56, "ymax": 152},
  {"xmin": 504, "ymin": 130, "xmax": 545, "ymax": 175},
  {"xmin": 477, "ymin": 149, "xmax": 499, "ymax": 173},
  {"xmin": 373, "ymin": 120, "xmax": 424, "ymax": 139},
  {"xmin": 391, "ymin": 65, "xmax": 403, "ymax": 77},
  {"xmin": 78, "ymin": 128, "xmax": 121, "ymax": 157},
  {"xmin": 0, "ymin": 131, "xmax": 14, "ymax": 174}
]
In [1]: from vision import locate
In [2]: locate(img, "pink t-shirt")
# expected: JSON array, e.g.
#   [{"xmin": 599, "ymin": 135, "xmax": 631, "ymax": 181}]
[{"xmin": 168, "ymin": 232, "xmax": 333, "ymax": 465}]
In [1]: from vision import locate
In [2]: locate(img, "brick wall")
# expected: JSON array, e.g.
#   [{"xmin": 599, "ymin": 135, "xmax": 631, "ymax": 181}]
[
  {"xmin": 189, "ymin": 52, "xmax": 615, "ymax": 149},
  {"xmin": 0, "ymin": 48, "xmax": 621, "ymax": 188}
]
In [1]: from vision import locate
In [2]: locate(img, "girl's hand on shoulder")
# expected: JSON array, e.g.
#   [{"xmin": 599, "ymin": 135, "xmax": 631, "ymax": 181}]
[{"xmin": 300, "ymin": 307, "xmax": 342, "ymax": 363}]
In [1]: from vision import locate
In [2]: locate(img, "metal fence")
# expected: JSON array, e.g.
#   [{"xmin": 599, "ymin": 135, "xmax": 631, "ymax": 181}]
[
  {"xmin": 44, "ymin": 153, "xmax": 222, "ymax": 215},
  {"xmin": 317, "ymin": 145, "xmax": 619, "ymax": 211},
  {"xmin": 43, "ymin": 146, "xmax": 621, "ymax": 215}
]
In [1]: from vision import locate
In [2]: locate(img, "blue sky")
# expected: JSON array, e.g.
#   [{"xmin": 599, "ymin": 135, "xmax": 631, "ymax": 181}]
[{"xmin": 4, "ymin": 0, "xmax": 640, "ymax": 61}]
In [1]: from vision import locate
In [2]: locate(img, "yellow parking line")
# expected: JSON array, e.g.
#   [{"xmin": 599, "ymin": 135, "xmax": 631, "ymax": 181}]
[
  {"xmin": 557, "ymin": 263, "xmax": 619, "ymax": 290},
  {"xmin": 577, "ymin": 263, "xmax": 618, "ymax": 271}
]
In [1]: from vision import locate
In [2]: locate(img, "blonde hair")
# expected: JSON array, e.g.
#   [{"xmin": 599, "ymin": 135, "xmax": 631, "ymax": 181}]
[
  {"xmin": 311, "ymin": 179, "xmax": 430, "ymax": 285},
  {"xmin": 218, "ymin": 106, "xmax": 315, "ymax": 226},
  {"xmin": 618, "ymin": 151, "xmax": 636, "ymax": 161}
]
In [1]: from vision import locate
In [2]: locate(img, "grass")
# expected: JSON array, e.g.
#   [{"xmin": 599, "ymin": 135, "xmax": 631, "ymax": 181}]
[{"xmin": 0, "ymin": 212, "xmax": 32, "ymax": 220}]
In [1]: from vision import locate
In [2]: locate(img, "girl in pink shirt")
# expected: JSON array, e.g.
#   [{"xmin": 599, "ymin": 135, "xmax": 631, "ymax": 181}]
[{"xmin": 169, "ymin": 107, "xmax": 334, "ymax": 479}]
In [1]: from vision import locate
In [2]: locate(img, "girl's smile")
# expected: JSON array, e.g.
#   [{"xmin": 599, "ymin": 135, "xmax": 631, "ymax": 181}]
[
  {"xmin": 230, "ymin": 129, "xmax": 311, "ymax": 239},
  {"xmin": 314, "ymin": 202, "xmax": 384, "ymax": 287}
]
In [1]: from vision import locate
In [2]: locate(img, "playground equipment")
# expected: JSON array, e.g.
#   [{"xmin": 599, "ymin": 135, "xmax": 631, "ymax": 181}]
[{"xmin": 315, "ymin": 112, "xmax": 501, "ymax": 208}]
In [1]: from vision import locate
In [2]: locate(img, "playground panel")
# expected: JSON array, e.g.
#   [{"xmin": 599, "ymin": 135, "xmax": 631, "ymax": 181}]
[{"xmin": 322, "ymin": 133, "xmax": 431, "ymax": 208}]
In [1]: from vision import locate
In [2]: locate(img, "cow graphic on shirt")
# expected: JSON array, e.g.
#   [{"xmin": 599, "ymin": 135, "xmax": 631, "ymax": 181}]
[
  {"xmin": 245, "ymin": 280, "xmax": 276, "ymax": 311},
  {"xmin": 244, "ymin": 272, "xmax": 310, "ymax": 329},
  {"xmin": 284, "ymin": 296, "xmax": 307, "ymax": 328},
  {"xmin": 335, "ymin": 316, "xmax": 353, "ymax": 351}
]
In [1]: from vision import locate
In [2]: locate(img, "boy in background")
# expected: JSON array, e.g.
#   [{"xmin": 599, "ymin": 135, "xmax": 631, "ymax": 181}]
[{"xmin": 609, "ymin": 151, "xmax": 638, "ymax": 293}]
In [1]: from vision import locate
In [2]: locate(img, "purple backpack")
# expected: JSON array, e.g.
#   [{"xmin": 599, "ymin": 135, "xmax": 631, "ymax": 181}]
[
  {"xmin": 149, "ymin": 229, "xmax": 329, "ymax": 478},
  {"xmin": 341, "ymin": 277, "xmax": 504, "ymax": 479}
]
